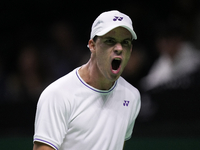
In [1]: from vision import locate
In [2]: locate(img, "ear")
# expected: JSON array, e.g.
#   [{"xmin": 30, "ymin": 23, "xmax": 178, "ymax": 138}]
[{"xmin": 88, "ymin": 39, "xmax": 96, "ymax": 53}]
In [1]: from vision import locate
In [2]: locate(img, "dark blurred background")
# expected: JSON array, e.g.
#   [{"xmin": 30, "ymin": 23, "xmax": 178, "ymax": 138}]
[{"xmin": 0, "ymin": 0, "xmax": 200, "ymax": 149}]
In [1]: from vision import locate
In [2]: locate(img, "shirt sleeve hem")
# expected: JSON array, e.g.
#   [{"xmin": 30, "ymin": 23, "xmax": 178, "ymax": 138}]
[
  {"xmin": 125, "ymin": 135, "xmax": 131, "ymax": 141},
  {"xmin": 33, "ymin": 137, "xmax": 59, "ymax": 150}
]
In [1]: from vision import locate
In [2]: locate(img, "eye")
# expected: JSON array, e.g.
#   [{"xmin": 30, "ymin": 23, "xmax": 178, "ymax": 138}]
[
  {"xmin": 105, "ymin": 39, "xmax": 116, "ymax": 45},
  {"xmin": 122, "ymin": 40, "xmax": 131, "ymax": 46}
]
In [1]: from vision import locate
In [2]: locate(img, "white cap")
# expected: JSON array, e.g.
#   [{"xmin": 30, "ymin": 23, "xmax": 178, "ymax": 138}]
[{"xmin": 90, "ymin": 10, "xmax": 137, "ymax": 40}]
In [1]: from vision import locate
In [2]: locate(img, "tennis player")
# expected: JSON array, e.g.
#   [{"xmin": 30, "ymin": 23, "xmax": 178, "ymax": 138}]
[{"xmin": 33, "ymin": 10, "xmax": 141, "ymax": 150}]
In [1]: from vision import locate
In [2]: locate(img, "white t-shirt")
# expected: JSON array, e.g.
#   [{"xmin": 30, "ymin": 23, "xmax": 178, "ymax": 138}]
[{"xmin": 33, "ymin": 67, "xmax": 141, "ymax": 150}]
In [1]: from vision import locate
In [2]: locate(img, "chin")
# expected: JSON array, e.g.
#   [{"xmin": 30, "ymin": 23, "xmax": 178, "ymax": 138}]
[{"xmin": 110, "ymin": 74, "xmax": 121, "ymax": 81}]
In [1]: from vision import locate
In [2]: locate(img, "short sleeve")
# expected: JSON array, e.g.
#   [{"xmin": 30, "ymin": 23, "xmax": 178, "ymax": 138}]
[
  {"xmin": 125, "ymin": 121, "xmax": 135, "ymax": 141},
  {"xmin": 125, "ymin": 90, "xmax": 141, "ymax": 141},
  {"xmin": 33, "ymin": 89, "xmax": 70, "ymax": 150}
]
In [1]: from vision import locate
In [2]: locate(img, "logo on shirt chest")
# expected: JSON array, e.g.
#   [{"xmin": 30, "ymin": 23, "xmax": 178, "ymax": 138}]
[{"xmin": 123, "ymin": 100, "xmax": 129, "ymax": 106}]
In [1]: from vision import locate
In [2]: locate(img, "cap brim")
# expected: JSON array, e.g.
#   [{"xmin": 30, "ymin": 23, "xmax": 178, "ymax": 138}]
[{"xmin": 96, "ymin": 24, "xmax": 137, "ymax": 40}]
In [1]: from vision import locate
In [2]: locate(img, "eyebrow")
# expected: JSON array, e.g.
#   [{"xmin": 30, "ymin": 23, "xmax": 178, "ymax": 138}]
[{"xmin": 103, "ymin": 37, "xmax": 132, "ymax": 41}]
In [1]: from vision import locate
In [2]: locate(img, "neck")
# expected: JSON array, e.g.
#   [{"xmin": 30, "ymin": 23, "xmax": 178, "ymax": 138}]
[{"xmin": 78, "ymin": 59, "xmax": 115, "ymax": 90}]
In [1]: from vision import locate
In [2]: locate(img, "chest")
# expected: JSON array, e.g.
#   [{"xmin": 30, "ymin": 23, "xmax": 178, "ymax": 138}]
[{"xmin": 67, "ymin": 92, "xmax": 131, "ymax": 138}]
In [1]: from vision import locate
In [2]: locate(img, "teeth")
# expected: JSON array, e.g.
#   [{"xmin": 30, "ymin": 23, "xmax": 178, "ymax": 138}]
[{"xmin": 114, "ymin": 58, "xmax": 121, "ymax": 60}]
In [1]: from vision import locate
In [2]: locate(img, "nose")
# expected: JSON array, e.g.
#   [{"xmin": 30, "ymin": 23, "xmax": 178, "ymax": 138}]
[{"xmin": 114, "ymin": 43, "xmax": 123, "ymax": 55}]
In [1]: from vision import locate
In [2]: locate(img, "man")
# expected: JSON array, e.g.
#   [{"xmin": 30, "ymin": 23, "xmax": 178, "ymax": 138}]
[{"xmin": 33, "ymin": 10, "xmax": 141, "ymax": 150}]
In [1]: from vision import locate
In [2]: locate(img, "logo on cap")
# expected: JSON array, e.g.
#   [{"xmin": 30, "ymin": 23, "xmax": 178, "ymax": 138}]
[{"xmin": 113, "ymin": 16, "xmax": 123, "ymax": 21}]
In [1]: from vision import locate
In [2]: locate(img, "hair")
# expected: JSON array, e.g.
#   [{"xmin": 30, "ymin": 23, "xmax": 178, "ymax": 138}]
[{"xmin": 93, "ymin": 36, "xmax": 98, "ymax": 42}]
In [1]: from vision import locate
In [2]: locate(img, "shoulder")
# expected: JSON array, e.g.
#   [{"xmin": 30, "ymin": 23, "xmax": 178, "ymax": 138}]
[
  {"xmin": 117, "ymin": 76, "xmax": 140, "ymax": 97},
  {"xmin": 43, "ymin": 68, "xmax": 78, "ymax": 95},
  {"xmin": 117, "ymin": 76, "xmax": 141, "ymax": 113},
  {"xmin": 117, "ymin": 77, "xmax": 141, "ymax": 121},
  {"xmin": 37, "ymin": 68, "xmax": 79, "ymax": 106}
]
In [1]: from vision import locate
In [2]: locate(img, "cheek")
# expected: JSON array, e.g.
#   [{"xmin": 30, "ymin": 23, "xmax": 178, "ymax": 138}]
[
  {"xmin": 125, "ymin": 48, "xmax": 132, "ymax": 60},
  {"xmin": 123, "ymin": 51, "xmax": 132, "ymax": 66},
  {"xmin": 96, "ymin": 45, "xmax": 111, "ymax": 61},
  {"xmin": 96, "ymin": 50, "xmax": 109, "ymax": 67}
]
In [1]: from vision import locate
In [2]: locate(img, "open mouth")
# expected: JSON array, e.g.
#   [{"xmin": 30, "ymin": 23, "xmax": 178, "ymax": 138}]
[{"xmin": 112, "ymin": 58, "xmax": 121, "ymax": 71}]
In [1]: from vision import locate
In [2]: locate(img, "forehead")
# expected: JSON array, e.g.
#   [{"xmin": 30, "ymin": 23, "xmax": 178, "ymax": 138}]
[{"xmin": 102, "ymin": 27, "xmax": 132, "ymax": 40}]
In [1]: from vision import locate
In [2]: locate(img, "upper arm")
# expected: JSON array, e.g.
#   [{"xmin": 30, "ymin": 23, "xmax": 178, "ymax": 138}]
[
  {"xmin": 33, "ymin": 141, "xmax": 55, "ymax": 150},
  {"xmin": 33, "ymin": 90, "xmax": 70, "ymax": 149}
]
